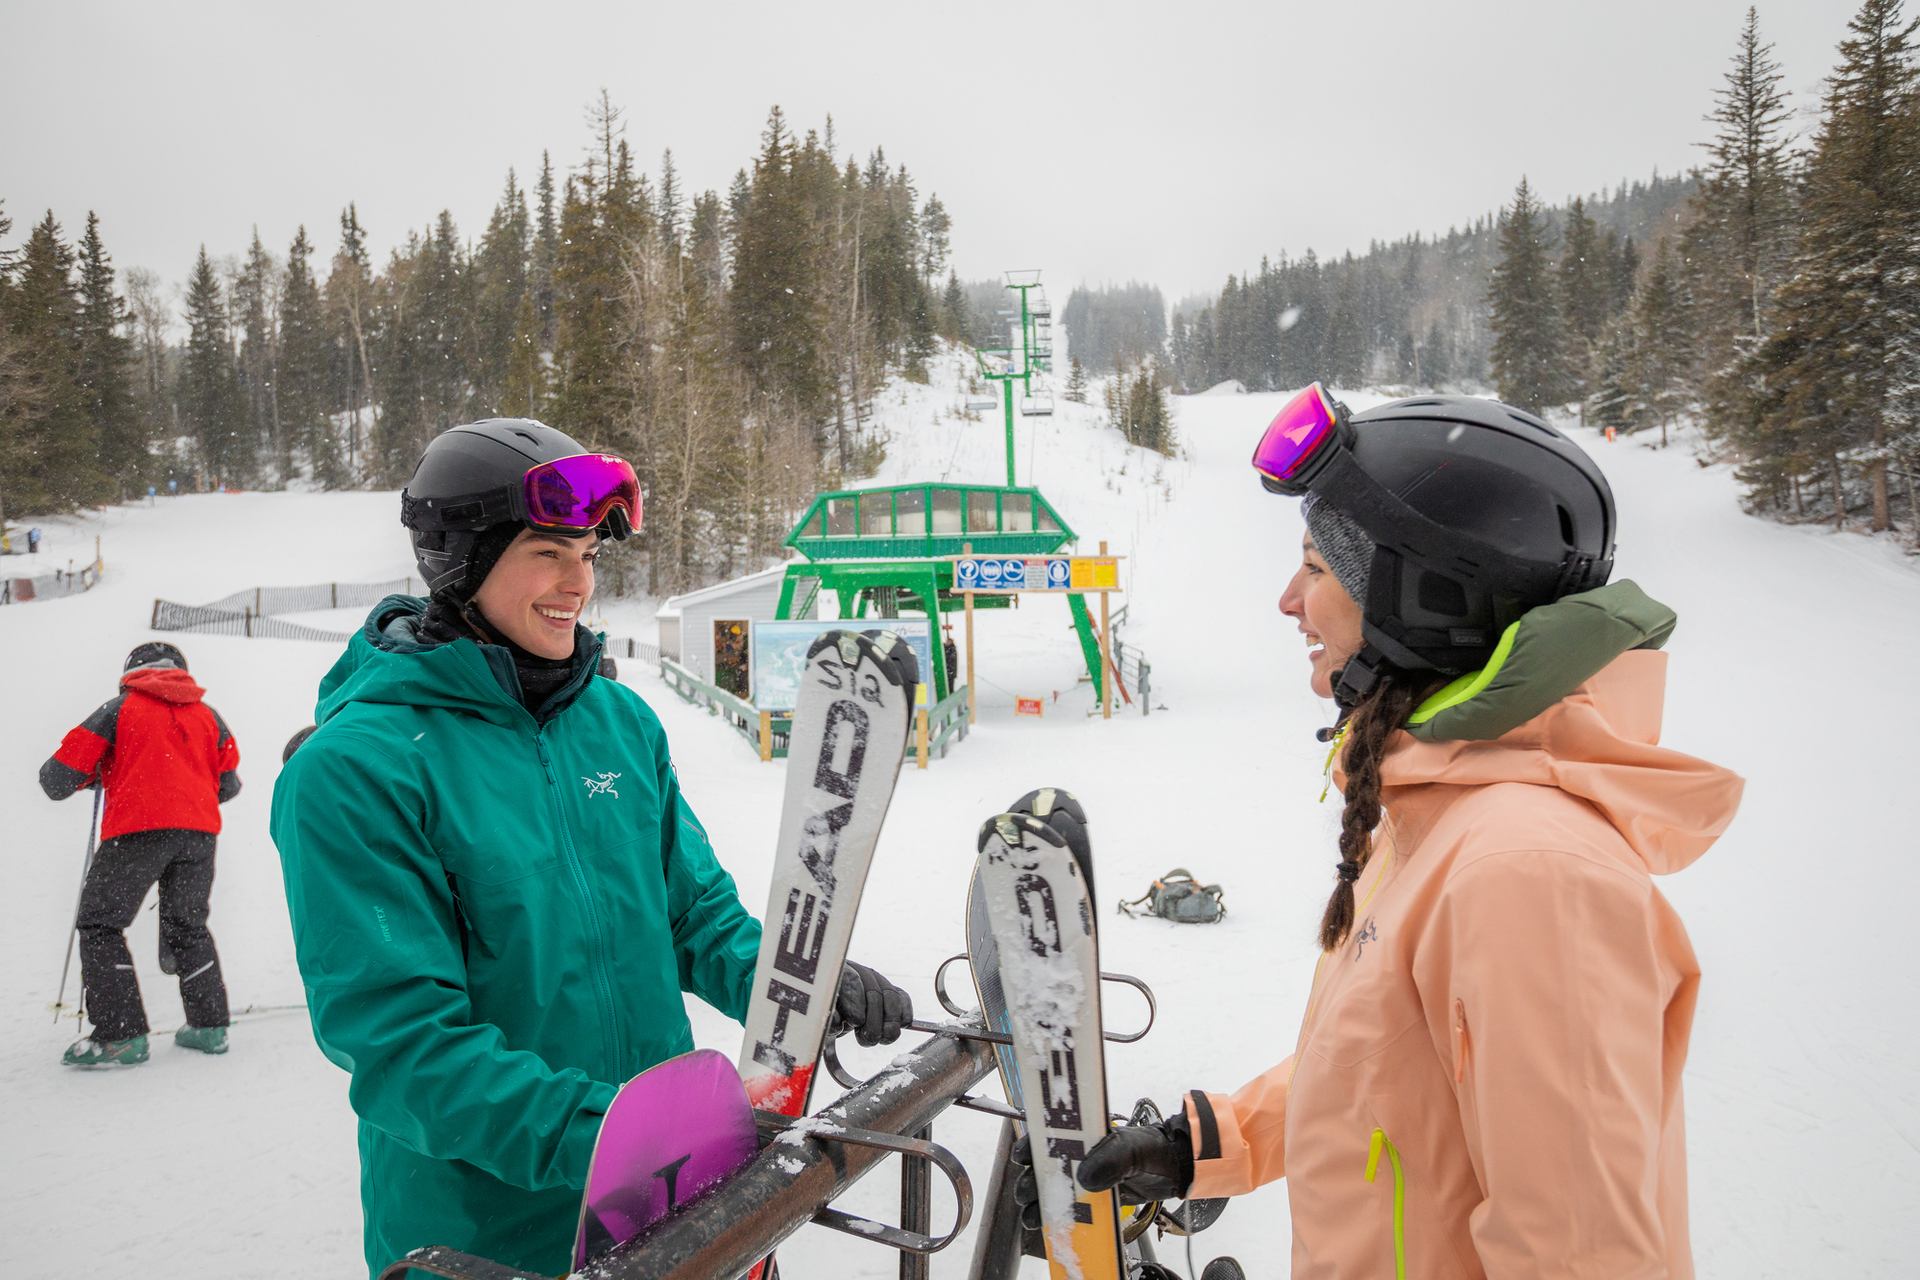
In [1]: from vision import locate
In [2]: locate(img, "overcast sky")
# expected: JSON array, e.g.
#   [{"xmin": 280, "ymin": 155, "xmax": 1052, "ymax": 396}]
[{"xmin": 2, "ymin": 1, "xmax": 1854, "ymax": 311}]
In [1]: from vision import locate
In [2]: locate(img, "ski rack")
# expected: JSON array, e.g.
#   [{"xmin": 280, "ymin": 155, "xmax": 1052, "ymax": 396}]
[
  {"xmin": 380, "ymin": 974, "xmax": 1170, "ymax": 1280},
  {"xmin": 931, "ymin": 951, "xmax": 1158, "ymax": 1041},
  {"xmin": 563, "ymin": 1026, "xmax": 998, "ymax": 1279}
]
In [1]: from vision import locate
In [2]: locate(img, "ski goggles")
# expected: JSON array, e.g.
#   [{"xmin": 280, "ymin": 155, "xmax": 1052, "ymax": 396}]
[
  {"xmin": 404, "ymin": 452, "xmax": 641, "ymax": 538},
  {"xmin": 1250, "ymin": 382, "xmax": 1348, "ymax": 494}
]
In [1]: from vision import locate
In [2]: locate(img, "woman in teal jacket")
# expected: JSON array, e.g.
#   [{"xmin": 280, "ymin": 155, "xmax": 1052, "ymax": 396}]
[{"xmin": 272, "ymin": 420, "xmax": 910, "ymax": 1276}]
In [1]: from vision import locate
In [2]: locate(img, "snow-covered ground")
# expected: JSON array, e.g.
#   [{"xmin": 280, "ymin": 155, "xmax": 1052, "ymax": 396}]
[{"xmin": 3, "ymin": 362, "xmax": 1915, "ymax": 1277}]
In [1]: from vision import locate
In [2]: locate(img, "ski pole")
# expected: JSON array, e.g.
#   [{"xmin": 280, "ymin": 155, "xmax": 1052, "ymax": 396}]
[{"xmin": 51, "ymin": 784, "xmax": 104, "ymax": 1026}]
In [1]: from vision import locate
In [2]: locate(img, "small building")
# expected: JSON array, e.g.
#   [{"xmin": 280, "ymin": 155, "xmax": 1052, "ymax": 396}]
[{"xmin": 657, "ymin": 564, "xmax": 812, "ymax": 696}]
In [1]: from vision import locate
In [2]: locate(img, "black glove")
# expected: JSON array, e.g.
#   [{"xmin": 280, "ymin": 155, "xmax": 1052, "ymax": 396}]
[
  {"xmin": 1009, "ymin": 1113, "xmax": 1194, "ymax": 1231},
  {"xmin": 1078, "ymin": 1118, "xmax": 1195, "ymax": 1200},
  {"xmin": 832, "ymin": 960, "xmax": 911, "ymax": 1047}
]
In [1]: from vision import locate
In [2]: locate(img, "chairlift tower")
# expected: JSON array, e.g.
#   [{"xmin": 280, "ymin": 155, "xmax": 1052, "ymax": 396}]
[{"xmin": 975, "ymin": 270, "xmax": 1054, "ymax": 488}]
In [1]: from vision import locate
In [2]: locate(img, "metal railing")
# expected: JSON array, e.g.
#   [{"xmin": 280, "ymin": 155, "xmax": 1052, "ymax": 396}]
[
  {"xmin": 661, "ymin": 657, "xmax": 970, "ymax": 768},
  {"xmin": 1, "ymin": 551, "xmax": 104, "ymax": 606}
]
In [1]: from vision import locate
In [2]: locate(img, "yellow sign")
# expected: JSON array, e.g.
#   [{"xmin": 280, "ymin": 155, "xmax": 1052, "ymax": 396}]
[{"xmin": 1068, "ymin": 557, "xmax": 1119, "ymax": 590}]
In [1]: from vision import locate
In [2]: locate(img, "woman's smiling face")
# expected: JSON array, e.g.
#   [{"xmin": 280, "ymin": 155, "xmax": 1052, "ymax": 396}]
[{"xmin": 1278, "ymin": 532, "xmax": 1365, "ymax": 699}]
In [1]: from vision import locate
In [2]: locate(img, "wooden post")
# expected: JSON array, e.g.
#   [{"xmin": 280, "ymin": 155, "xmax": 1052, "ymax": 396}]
[
  {"xmin": 915, "ymin": 706, "xmax": 929, "ymax": 771},
  {"xmin": 1098, "ymin": 540, "xmax": 1112, "ymax": 721},
  {"xmin": 758, "ymin": 710, "xmax": 772, "ymax": 763},
  {"xmin": 962, "ymin": 542, "xmax": 977, "ymax": 726}
]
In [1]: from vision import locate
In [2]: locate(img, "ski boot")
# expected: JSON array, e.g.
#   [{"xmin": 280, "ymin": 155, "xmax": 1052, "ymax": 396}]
[
  {"xmin": 62, "ymin": 1033, "xmax": 150, "ymax": 1068},
  {"xmin": 174, "ymin": 1024, "xmax": 229, "ymax": 1054}
]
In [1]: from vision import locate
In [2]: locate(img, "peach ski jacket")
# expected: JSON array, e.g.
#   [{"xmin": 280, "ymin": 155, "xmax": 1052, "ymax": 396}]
[{"xmin": 1184, "ymin": 583, "xmax": 1742, "ymax": 1278}]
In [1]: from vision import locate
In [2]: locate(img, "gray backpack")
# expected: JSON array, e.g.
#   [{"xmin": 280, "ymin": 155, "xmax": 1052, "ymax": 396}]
[{"xmin": 1119, "ymin": 868, "xmax": 1226, "ymax": 924}]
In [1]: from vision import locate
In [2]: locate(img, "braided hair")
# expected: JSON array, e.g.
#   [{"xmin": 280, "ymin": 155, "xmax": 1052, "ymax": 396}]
[{"xmin": 1317, "ymin": 667, "xmax": 1429, "ymax": 952}]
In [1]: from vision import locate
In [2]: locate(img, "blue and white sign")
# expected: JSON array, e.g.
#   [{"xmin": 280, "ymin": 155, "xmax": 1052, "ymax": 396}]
[
  {"xmin": 1046, "ymin": 557, "xmax": 1071, "ymax": 587},
  {"xmin": 956, "ymin": 558, "xmax": 981, "ymax": 588},
  {"xmin": 1001, "ymin": 558, "xmax": 1026, "ymax": 587},
  {"xmin": 981, "ymin": 558, "xmax": 1005, "ymax": 586}
]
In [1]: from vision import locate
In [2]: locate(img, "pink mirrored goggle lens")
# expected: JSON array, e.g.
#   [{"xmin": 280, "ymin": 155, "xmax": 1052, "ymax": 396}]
[
  {"xmin": 1251, "ymin": 383, "xmax": 1339, "ymax": 483},
  {"xmin": 524, "ymin": 453, "xmax": 642, "ymax": 531}
]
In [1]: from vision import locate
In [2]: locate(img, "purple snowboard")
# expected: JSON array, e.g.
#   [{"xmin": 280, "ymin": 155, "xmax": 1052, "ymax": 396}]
[{"xmin": 573, "ymin": 1048, "xmax": 758, "ymax": 1270}]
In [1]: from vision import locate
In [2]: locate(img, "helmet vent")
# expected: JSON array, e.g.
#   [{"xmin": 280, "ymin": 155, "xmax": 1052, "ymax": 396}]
[
  {"xmin": 1557, "ymin": 504, "xmax": 1575, "ymax": 548},
  {"xmin": 1417, "ymin": 571, "xmax": 1468, "ymax": 617}
]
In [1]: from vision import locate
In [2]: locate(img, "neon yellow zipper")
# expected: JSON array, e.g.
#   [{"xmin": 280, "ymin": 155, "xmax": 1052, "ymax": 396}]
[{"xmin": 1365, "ymin": 1127, "xmax": 1407, "ymax": 1280}]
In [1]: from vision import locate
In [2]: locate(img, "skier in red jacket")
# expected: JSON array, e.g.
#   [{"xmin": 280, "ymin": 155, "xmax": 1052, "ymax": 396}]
[{"xmin": 41, "ymin": 642, "xmax": 242, "ymax": 1067}]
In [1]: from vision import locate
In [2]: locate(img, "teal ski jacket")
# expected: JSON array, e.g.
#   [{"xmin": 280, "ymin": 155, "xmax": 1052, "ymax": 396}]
[{"xmin": 271, "ymin": 597, "xmax": 761, "ymax": 1276}]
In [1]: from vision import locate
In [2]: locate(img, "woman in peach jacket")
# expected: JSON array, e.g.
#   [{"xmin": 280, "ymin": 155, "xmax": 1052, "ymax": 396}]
[{"xmin": 1075, "ymin": 390, "xmax": 1742, "ymax": 1278}]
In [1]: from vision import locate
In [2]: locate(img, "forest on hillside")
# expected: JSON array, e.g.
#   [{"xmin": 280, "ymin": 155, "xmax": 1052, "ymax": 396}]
[
  {"xmin": 0, "ymin": 98, "xmax": 973, "ymax": 594},
  {"xmin": 1102, "ymin": 2, "xmax": 1920, "ymax": 546}
]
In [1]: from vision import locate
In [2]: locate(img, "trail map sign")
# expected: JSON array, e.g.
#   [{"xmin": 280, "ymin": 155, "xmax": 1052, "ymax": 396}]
[{"xmin": 953, "ymin": 555, "xmax": 1119, "ymax": 594}]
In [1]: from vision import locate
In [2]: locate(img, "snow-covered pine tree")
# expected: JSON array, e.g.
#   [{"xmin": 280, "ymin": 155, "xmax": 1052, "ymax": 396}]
[
  {"xmin": 1748, "ymin": 0, "xmax": 1918, "ymax": 530},
  {"xmin": 180, "ymin": 245, "xmax": 244, "ymax": 488},
  {"xmin": 278, "ymin": 226, "xmax": 339, "ymax": 487},
  {"xmin": 75, "ymin": 212, "xmax": 142, "ymax": 499},
  {"xmin": 1488, "ymin": 177, "xmax": 1574, "ymax": 414},
  {"xmin": 1065, "ymin": 356, "xmax": 1089, "ymax": 403},
  {"xmin": 1626, "ymin": 241, "xmax": 1693, "ymax": 447}
]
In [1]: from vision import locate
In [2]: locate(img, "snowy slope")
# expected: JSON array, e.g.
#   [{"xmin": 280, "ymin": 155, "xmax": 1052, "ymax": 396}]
[{"xmin": 2, "ymin": 369, "xmax": 1915, "ymax": 1278}]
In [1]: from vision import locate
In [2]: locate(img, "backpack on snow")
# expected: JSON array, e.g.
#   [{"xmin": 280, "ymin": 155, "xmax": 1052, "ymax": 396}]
[{"xmin": 1118, "ymin": 868, "xmax": 1226, "ymax": 924}]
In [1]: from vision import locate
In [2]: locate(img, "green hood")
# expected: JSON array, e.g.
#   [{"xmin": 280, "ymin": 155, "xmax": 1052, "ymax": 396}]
[
  {"xmin": 1406, "ymin": 580, "xmax": 1678, "ymax": 743},
  {"xmin": 315, "ymin": 593, "xmax": 599, "ymax": 730}
]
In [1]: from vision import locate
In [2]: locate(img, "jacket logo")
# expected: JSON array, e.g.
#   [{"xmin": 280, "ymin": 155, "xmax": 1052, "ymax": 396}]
[
  {"xmin": 582, "ymin": 771, "xmax": 622, "ymax": 799},
  {"xmin": 1353, "ymin": 916, "xmax": 1378, "ymax": 961}
]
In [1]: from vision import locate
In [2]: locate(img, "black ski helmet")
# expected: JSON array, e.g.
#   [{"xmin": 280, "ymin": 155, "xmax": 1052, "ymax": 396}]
[
  {"xmin": 400, "ymin": 418, "xmax": 634, "ymax": 598},
  {"xmin": 1299, "ymin": 395, "xmax": 1616, "ymax": 706},
  {"xmin": 125, "ymin": 641, "xmax": 187, "ymax": 672}
]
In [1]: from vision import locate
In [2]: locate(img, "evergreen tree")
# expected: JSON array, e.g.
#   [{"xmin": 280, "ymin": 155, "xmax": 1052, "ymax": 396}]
[
  {"xmin": 233, "ymin": 229, "xmax": 280, "ymax": 475},
  {"xmin": 179, "ymin": 246, "xmax": 245, "ymax": 486},
  {"xmin": 657, "ymin": 148, "xmax": 683, "ymax": 259},
  {"xmin": 2, "ymin": 212, "xmax": 95, "ymax": 512},
  {"xmin": 1691, "ymin": 7, "xmax": 1799, "ymax": 455},
  {"xmin": 325, "ymin": 205, "xmax": 375, "ymax": 479},
  {"xmin": 1488, "ymin": 177, "xmax": 1573, "ymax": 412},
  {"xmin": 533, "ymin": 150, "xmax": 559, "ymax": 348},
  {"xmin": 941, "ymin": 269, "xmax": 968, "ymax": 341},
  {"xmin": 472, "ymin": 169, "xmax": 531, "ymax": 413},
  {"xmin": 1558, "ymin": 197, "xmax": 1609, "ymax": 402},
  {"xmin": 1064, "ymin": 355, "xmax": 1089, "ymax": 403},
  {"xmin": 279, "ymin": 226, "xmax": 339, "ymax": 485},
  {"xmin": 1750, "ymin": 0, "xmax": 1918, "ymax": 528},
  {"xmin": 1626, "ymin": 241, "xmax": 1693, "ymax": 445},
  {"xmin": 75, "ymin": 212, "xmax": 143, "ymax": 496},
  {"xmin": 501, "ymin": 291, "xmax": 548, "ymax": 418}
]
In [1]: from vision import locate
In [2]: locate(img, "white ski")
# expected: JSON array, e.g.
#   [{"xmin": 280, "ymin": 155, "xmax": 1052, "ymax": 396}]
[
  {"xmin": 737, "ymin": 628, "xmax": 916, "ymax": 1116},
  {"xmin": 975, "ymin": 810, "xmax": 1124, "ymax": 1280}
]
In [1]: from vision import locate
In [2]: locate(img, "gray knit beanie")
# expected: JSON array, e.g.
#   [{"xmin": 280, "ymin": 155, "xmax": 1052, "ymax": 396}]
[{"xmin": 1302, "ymin": 493, "xmax": 1374, "ymax": 605}]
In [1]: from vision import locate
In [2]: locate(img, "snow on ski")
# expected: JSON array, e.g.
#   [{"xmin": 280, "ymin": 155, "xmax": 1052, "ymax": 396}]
[
  {"xmin": 737, "ymin": 628, "xmax": 916, "ymax": 1115},
  {"xmin": 976, "ymin": 809, "xmax": 1124, "ymax": 1280}
]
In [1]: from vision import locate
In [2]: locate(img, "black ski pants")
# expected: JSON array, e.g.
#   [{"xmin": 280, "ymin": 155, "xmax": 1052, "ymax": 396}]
[{"xmin": 77, "ymin": 828, "xmax": 228, "ymax": 1039}]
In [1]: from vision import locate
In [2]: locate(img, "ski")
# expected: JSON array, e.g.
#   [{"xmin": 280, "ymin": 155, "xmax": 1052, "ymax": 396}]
[
  {"xmin": 968, "ymin": 788, "xmax": 1095, "ymax": 1114},
  {"xmin": 975, "ymin": 808, "xmax": 1125, "ymax": 1280},
  {"xmin": 737, "ymin": 628, "xmax": 917, "ymax": 1279},
  {"xmin": 573, "ymin": 1049, "xmax": 758, "ymax": 1270}
]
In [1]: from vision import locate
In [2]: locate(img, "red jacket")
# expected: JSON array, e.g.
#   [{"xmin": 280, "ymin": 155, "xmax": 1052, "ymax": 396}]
[{"xmin": 42, "ymin": 667, "xmax": 241, "ymax": 839}]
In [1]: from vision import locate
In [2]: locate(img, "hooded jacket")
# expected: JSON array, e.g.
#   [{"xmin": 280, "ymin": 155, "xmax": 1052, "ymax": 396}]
[
  {"xmin": 270, "ymin": 597, "xmax": 761, "ymax": 1277},
  {"xmin": 1184, "ymin": 582, "xmax": 1742, "ymax": 1279},
  {"xmin": 41, "ymin": 665, "xmax": 240, "ymax": 838}
]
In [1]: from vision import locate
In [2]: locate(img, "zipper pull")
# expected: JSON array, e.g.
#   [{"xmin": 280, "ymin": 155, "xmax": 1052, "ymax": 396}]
[
  {"xmin": 1318, "ymin": 724, "xmax": 1349, "ymax": 804},
  {"xmin": 1453, "ymin": 998, "xmax": 1470, "ymax": 1085}
]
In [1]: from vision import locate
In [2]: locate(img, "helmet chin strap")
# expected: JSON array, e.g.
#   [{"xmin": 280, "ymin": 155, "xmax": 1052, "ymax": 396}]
[{"xmin": 1332, "ymin": 621, "xmax": 1438, "ymax": 711}]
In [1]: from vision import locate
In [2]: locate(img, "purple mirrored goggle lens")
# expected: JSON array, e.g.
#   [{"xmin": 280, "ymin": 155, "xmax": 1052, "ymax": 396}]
[
  {"xmin": 524, "ymin": 453, "xmax": 642, "ymax": 533},
  {"xmin": 1250, "ymin": 383, "xmax": 1339, "ymax": 487}
]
